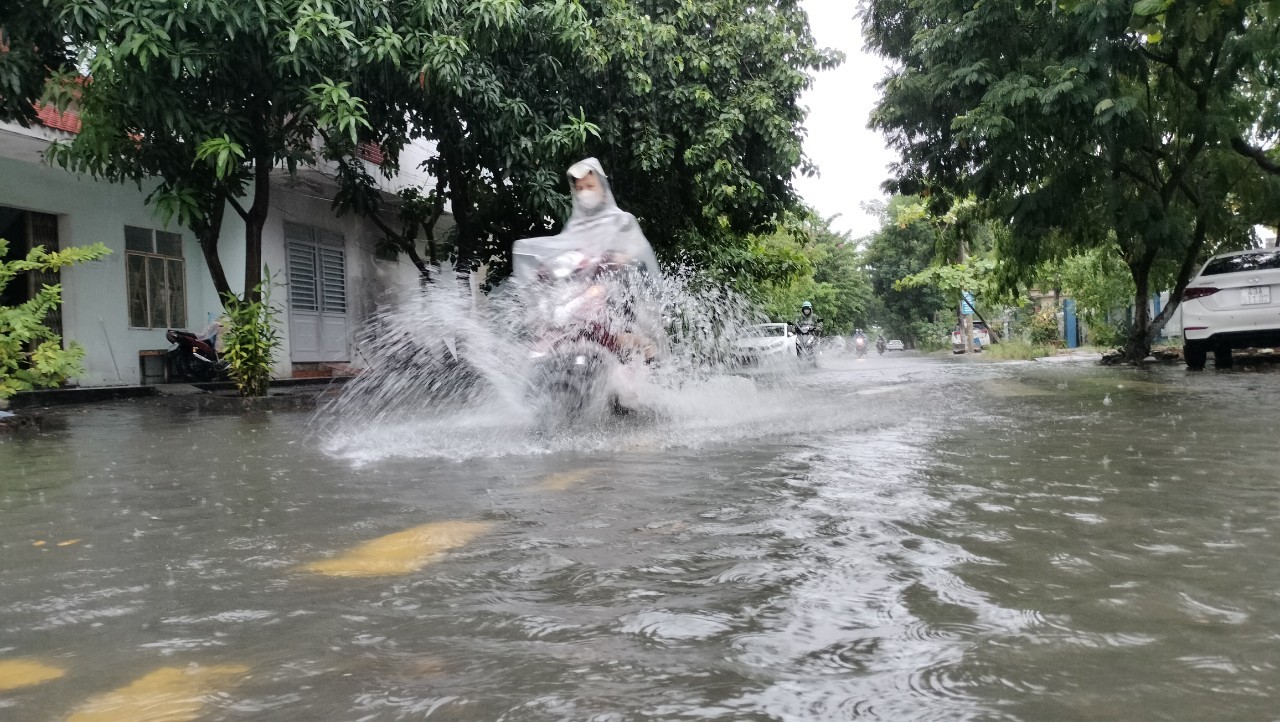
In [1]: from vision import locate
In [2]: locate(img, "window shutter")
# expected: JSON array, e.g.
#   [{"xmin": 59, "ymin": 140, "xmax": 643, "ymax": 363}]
[
  {"xmin": 287, "ymin": 243, "xmax": 318, "ymax": 312},
  {"xmin": 319, "ymin": 246, "xmax": 346, "ymax": 313}
]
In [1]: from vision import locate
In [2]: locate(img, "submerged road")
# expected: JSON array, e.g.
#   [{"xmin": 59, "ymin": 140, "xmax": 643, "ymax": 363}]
[{"xmin": 2, "ymin": 352, "xmax": 1279, "ymax": 720}]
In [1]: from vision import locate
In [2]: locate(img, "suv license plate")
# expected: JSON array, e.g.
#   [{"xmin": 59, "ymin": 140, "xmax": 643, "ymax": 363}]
[{"xmin": 1242, "ymin": 286, "xmax": 1271, "ymax": 305}]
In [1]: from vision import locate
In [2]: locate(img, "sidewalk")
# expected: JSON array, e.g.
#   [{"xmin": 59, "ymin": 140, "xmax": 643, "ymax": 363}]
[{"xmin": 1034, "ymin": 349, "xmax": 1105, "ymax": 364}]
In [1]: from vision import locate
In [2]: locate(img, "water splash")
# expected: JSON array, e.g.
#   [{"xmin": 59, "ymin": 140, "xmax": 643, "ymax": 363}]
[{"xmin": 318, "ymin": 264, "xmax": 802, "ymax": 461}]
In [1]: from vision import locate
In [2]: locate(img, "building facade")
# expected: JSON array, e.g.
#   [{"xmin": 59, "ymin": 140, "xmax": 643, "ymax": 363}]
[{"xmin": 1, "ymin": 110, "xmax": 448, "ymax": 388}]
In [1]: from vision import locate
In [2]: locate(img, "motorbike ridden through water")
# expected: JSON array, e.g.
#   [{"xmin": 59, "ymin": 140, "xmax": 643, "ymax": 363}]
[
  {"xmin": 166, "ymin": 324, "xmax": 230, "ymax": 382},
  {"xmin": 793, "ymin": 301, "xmax": 822, "ymax": 365},
  {"xmin": 794, "ymin": 322, "xmax": 820, "ymax": 363},
  {"xmin": 511, "ymin": 158, "xmax": 661, "ymax": 420},
  {"xmin": 852, "ymin": 328, "xmax": 869, "ymax": 358},
  {"xmin": 876, "ymin": 336, "xmax": 887, "ymax": 355}
]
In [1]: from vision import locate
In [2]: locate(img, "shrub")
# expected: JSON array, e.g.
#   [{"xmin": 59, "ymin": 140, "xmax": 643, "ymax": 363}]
[
  {"xmin": 1027, "ymin": 307, "xmax": 1060, "ymax": 346},
  {"xmin": 914, "ymin": 319, "xmax": 954, "ymax": 352},
  {"xmin": 222, "ymin": 273, "xmax": 282, "ymax": 397},
  {"xmin": 1086, "ymin": 319, "xmax": 1126, "ymax": 349},
  {"xmin": 984, "ymin": 341, "xmax": 1056, "ymax": 360},
  {"xmin": 1, "ymin": 238, "xmax": 111, "ymax": 399}
]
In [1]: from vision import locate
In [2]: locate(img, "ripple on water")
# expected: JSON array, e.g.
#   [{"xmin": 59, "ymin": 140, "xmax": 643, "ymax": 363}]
[
  {"xmin": 806, "ymin": 637, "xmax": 881, "ymax": 674},
  {"xmin": 499, "ymin": 553, "xmax": 581, "ymax": 580},
  {"xmin": 137, "ymin": 637, "xmax": 226, "ymax": 655},
  {"xmin": 905, "ymin": 658, "xmax": 982, "ymax": 704},
  {"xmin": 1177, "ymin": 592, "xmax": 1250, "ymax": 625},
  {"xmin": 160, "ymin": 609, "xmax": 276, "ymax": 625},
  {"xmin": 618, "ymin": 609, "xmax": 738, "ymax": 642}
]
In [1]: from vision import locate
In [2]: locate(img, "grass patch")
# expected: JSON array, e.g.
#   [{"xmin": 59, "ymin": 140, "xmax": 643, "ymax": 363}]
[{"xmin": 981, "ymin": 341, "xmax": 1057, "ymax": 360}]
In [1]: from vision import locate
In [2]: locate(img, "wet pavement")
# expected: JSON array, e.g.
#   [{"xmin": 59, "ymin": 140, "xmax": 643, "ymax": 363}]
[{"xmin": 2, "ymin": 353, "xmax": 1279, "ymax": 720}]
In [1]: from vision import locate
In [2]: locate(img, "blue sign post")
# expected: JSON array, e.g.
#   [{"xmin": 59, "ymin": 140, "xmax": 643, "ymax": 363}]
[{"xmin": 961, "ymin": 291, "xmax": 976, "ymax": 316}]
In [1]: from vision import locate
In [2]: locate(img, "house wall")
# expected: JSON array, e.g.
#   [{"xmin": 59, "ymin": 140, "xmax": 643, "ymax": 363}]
[
  {"xmin": 262, "ymin": 176, "xmax": 426, "ymax": 377},
  {"xmin": 0, "ymin": 153, "xmax": 215, "ymax": 386},
  {"xmin": 1, "ymin": 124, "xmax": 444, "ymax": 387}
]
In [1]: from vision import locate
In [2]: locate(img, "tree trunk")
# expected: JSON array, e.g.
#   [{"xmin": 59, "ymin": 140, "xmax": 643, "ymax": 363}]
[
  {"xmin": 1124, "ymin": 257, "xmax": 1154, "ymax": 362},
  {"xmin": 438, "ymin": 110, "xmax": 476, "ymax": 282},
  {"xmin": 424, "ymin": 177, "xmax": 446, "ymax": 269},
  {"xmin": 444, "ymin": 156, "xmax": 474, "ymax": 279},
  {"xmin": 242, "ymin": 156, "xmax": 272, "ymax": 303},
  {"xmin": 196, "ymin": 192, "xmax": 234, "ymax": 308},
  {"xmin": 1146, "ymin": 214, "xmax": 1209, "ymax": 345}
]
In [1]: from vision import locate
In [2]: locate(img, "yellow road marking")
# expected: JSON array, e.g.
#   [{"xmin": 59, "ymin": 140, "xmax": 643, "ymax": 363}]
[
  {"xmin": 57, "ymin": 539, "xmax": 81, "ymax": 547},
  {"xmin": 31, "ymin": 540, "xmax": 46, "ymax": 547},
  {"xmin": 538, "ymin": 468, "xmax": 595, "ymax": 491},
  {"xmin": 0, "ymin": 659, "xmax": 65, "ymax": 691},
  {"xmin": 301, "ymin": 521, "xmax": 494, "ymax": 577},
  {"xmin": 65, "ymin": 664, "xmax": 248, "ymax": 722}
]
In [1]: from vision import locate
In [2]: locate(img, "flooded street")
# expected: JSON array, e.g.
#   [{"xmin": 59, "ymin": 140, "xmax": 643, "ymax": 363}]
[{"xmin": 3, "ymin": 354, "xmax": 1279, "ymax": 720}]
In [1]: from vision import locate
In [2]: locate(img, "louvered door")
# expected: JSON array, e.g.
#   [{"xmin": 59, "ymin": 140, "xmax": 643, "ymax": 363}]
[{"xmin": 285, "ymin": 224, "xmax": 348, "ymax": 362}]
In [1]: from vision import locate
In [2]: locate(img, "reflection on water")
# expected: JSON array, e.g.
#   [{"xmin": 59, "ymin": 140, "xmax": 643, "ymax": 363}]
[{"xmin": 1, "ymin": 358, "xmax": 1279, "ymax": 720}]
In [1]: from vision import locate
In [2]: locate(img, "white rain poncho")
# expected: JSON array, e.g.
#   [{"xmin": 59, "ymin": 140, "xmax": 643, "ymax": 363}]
[{"xmin": 511, "ymin": 158, "xmax": 659, "ymax": 283}]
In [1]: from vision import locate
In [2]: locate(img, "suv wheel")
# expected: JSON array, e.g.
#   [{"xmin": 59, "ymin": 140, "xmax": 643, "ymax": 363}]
[
  {"xmin": 1184, "ymin": 341, "xmax": 1207, "ymax": 371},
  {"xmin": 1214, "ymin": 346, "xmax": 1234, "ymax": 369}
]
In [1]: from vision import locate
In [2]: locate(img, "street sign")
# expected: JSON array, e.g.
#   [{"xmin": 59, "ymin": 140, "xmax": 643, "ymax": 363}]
[{"xmin": 961, "ymin": 291, "xmax": 976, "ymax": 315}]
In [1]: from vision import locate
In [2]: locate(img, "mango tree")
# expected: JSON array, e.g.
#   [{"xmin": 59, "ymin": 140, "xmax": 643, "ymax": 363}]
[{"xmin": 37, "ymin": 0, "xmax": 395, "ymax": 304}]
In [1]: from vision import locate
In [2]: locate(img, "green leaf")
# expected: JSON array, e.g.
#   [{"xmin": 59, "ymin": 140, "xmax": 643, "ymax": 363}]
[{"xmin": 1132, "ymin": 0, "xmax": 1167, "ymax": 17}]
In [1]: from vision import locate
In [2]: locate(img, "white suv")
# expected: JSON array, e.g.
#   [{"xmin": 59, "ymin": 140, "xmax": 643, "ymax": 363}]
[{"xmin": 1181, "ymin": 248, "xmax": 1280, "ymax": 369}]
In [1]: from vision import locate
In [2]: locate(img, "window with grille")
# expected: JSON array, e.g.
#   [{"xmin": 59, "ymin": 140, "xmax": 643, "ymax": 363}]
[{"xmin": 125, "ymin": 226, "xmax": 186, "ymax": 329}]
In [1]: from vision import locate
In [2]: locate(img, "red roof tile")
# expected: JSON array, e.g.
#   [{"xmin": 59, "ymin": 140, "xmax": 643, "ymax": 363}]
[{"xmin": 34, "ymin": 103, "xmax": 82, "ymax": 134}]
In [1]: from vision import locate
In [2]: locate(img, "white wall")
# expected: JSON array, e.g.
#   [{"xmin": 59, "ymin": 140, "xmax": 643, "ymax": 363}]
[
  {"xmin": 2, "ymin": 124, "xmax": 445, "ymax": 387},
  {"xmin": 0, "ymin": 153, "xmax": 216, "ymax": 386}
]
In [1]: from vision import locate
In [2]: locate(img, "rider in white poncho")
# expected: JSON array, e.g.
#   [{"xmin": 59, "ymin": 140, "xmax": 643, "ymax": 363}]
[
  {"xmin": 511, "ymin": 158, "xmax": 659, "ymax": 282},
  {"xmin": 511, "ymin": 158, "xmax": 663, "ymax": 361}
]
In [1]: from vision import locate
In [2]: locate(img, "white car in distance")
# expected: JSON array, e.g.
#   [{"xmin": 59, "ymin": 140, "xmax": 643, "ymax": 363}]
[
  {"xmin": 732, "ymin": 323, "xmax": 792, "ymax": 367},
  {"xmin": 886, "ymin": 339, "xmax": 905, "ymax": 351},
  {"xmin": 1181, "ymin": 248, "xmax": 1280, "ymax": 369}
]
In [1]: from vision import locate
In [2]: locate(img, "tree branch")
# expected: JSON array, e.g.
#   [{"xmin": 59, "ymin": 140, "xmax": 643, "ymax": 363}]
[
  {"xmin": 1116, "ymin": 162, "xmax": 1161, "ymax": 192},
  {"xmin": 1231, "ymin": 136, "xmax": 1280, "ymax": 175},
  {"xmin": 1178, "ymin": 178, "xmax": 1203, "ymax": 208},
  {"xmin": 226, "ymin": 193, "xmax": 250, "ymax": 222}
]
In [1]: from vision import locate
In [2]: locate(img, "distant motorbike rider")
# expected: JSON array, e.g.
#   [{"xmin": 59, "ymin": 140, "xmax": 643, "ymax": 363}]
[{"xmin": 875, "ymin": 334, "xmax": 887, "ymax": 354}]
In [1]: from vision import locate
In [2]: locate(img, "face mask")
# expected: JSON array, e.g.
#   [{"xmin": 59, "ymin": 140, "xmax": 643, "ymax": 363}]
[{"xmin": 577, "ymin": 188, "xmax": 604, "ymax": 210}]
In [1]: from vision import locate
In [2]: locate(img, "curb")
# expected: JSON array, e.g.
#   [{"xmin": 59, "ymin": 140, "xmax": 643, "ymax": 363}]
[{"xmin": 8, "ymin": 375, "xmax": 352, "ymax": 411}]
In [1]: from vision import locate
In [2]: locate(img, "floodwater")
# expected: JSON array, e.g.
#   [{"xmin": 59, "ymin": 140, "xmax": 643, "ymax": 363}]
[{"xmin": 2, "ymin": 353, "xmax": 1279, "ymax": 720}]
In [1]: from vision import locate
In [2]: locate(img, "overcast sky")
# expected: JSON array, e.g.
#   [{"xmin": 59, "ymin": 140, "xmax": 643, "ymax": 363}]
[{"xmin": 793, "ymin": 0, "xmax": 898, "ymax": 241}]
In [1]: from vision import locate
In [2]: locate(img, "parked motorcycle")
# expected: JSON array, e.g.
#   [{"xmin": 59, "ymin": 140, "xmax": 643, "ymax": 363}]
[
  {"xmin": 166, "ymin": 328, "xmax": 229, "ymax": 382},
  {"xmin": 795, "ymin": 322, "xmax": 820, "ymax": 364}
]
